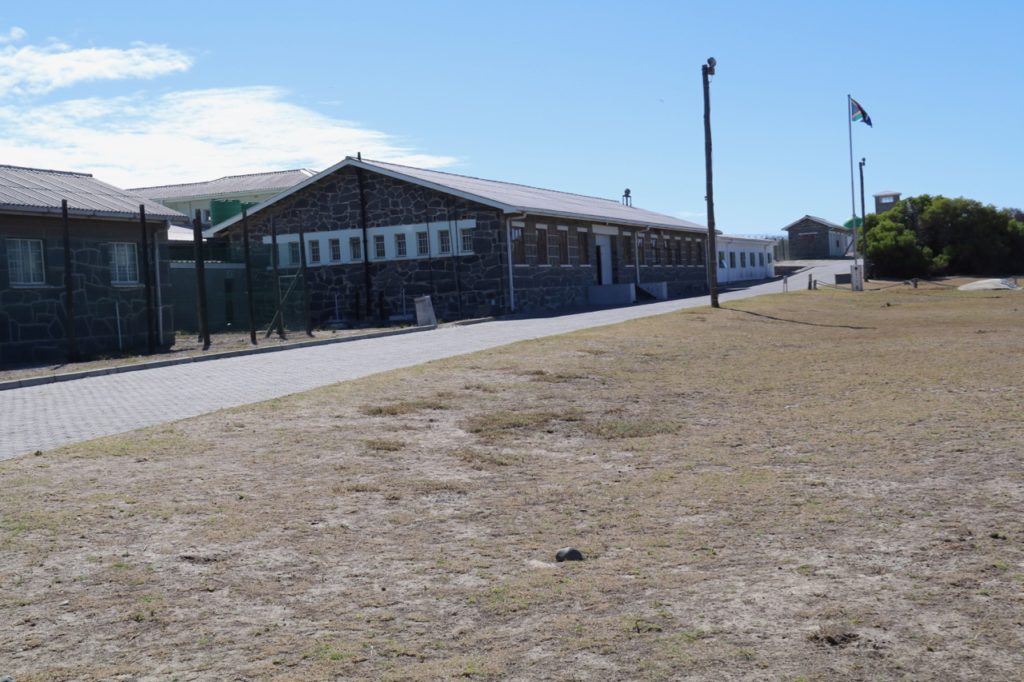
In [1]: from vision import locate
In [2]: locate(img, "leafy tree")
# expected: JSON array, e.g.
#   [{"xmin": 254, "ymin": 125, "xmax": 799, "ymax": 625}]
[
  {"xmin": 864, "ymin": 216, "xmax": 933, "ymax": 277},
  {"xmin": 862, "ymin": 194, "xmax": 1023, "ymax": 277}
]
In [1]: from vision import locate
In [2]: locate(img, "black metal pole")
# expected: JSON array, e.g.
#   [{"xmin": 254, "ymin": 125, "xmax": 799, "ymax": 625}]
[
  {"xmin": 139, "ymin": 205, "xmax": 156, "ymax": 354},
  {"xmin": 241, "ymin": 209, "xmax": 258, "ymax": 345},
  {"xmin": 61, "ymin": 199, "xmax": 78, "ymax": 362},
  {"xmin": 267, "ymin": 218, "xmax": 286, "ymax": 339},
  {"xmin": 193, "ymin": 209, "xmax": 211, "ymax": 350},
  {"xmin": 298, "ymin": 228, "xmax": 313, "ymax": 336},
  {"xmin": 702, "ymin": 58, "xmax": 720, "ymax": 309},
  {"xmin": 356, "ymin": 167, "xmax": 373, "ymax": 319}
]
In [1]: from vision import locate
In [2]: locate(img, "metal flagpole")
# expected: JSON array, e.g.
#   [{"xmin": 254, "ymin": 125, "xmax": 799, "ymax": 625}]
[{"xmin": 847, "ymin": 95, "xmax": 859, "ymax": 274}]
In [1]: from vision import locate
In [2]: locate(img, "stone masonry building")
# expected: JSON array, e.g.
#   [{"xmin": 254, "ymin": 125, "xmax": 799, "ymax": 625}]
[
  {"xmin": 782, "ymin": 215, "xmax": 852, "ymax": 260},
  {"xmin": 207, "ymin": 158, "xmax": 710, "ymax": 323},
  {"xmin": 0, "ymin": 165, "xmax": 182, "ymax": 365}
]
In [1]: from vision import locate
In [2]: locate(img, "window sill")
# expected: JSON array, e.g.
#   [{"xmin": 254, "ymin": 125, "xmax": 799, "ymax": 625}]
[{"xmin": 8, "ymin": 283, "xmax": 55, "ymax": 289}]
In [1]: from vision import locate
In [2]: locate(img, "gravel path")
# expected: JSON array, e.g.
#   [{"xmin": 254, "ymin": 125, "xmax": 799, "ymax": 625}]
[{"xmin": 0, "ymin": 262, "xmax": 847, "ymax": 459}]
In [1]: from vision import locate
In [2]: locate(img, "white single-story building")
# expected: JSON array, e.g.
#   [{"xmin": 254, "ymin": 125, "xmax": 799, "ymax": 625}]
[{"xmin": 714, "ymin": 235, "xmax": 776, "ymax": 283}]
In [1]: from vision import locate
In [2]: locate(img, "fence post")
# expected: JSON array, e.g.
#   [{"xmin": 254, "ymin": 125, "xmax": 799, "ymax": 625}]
[
  {"xmin": 193, "ymin": 210, "xmax": 211, "ymax": 350},
  {"xmin": 61, "ymin": 200, "xmax": 78, "ymax": 362},
  {"xmin": 298, "ymin": 228, "xmax": 313, "ymax": 337},
  {"xmin": 242, "ymin": 209, "xmax": 257, "ymax": 345},
  {"xmin": 139, "ymin": 205, "xmax": 156, "ymax": 354}
]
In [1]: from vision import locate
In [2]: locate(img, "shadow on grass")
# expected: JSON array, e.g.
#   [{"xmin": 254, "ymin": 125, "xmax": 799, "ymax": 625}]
[{"xmin": 727, "ymin": 307, "xmax": 875, "ymax": 330}]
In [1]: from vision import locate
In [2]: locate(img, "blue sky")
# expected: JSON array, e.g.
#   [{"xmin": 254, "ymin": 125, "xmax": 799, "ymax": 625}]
[{"xmin": 1, "ymin": 1, "xmax": 1021, "ymax": 234}]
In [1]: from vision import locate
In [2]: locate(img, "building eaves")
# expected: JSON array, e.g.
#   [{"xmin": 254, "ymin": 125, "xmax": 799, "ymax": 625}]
[
  {"xmin": 131, "ymin": 169, "xmax": 317, "ymax": 202},
  {"xmin": 0, "ymin": 164, "xmax": 184, "ymax": 222},
  {"xmin": 781, "ymin": 215, "xmax": 848, "ymax": 232}
]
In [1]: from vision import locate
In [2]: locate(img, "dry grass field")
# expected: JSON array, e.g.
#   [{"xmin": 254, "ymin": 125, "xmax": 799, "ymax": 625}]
[{"xmin": 1, "ymin": 286, "xmax": 1022, "ymax": 681}]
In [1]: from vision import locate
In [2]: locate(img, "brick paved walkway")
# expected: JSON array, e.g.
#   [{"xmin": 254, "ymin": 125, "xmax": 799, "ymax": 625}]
[{"xmin": 0, "ymin": 262, "xmax": 846, "ymax": 459}]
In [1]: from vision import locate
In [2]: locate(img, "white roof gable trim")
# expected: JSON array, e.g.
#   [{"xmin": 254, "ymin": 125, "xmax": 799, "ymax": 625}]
[
  {"xmin": 781, "ymin": 215, "xmax": 847, "ymax": 232},
  {"xmin": 206, "ymin": 158, "xmax": 705, "ymax": 237}
]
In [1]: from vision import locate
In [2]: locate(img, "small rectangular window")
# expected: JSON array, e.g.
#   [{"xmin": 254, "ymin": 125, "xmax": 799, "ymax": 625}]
[
  {"xmin": 460, "ymin": 228, "xmax": 473, "ymax": 253},
  {"xmin": 309, "ymin": 239, "xmax": 321, "ymax": 264},
  {"xmin": 329, "ymin": 238, "xmax": 341, "ymax": 262},
  {"xmin": 417, "ymin": 231, "xmax": 429, "ymax": 256},
  {"xmin": 558, "ymin": 229, "xmax": 568, "ymax": 264},
  {"xmin": 349, "ymin": 236, "xmax": 362, "ymax": 261},
  {"xmin": 288, "ymin": 242, "xmax": 301, "ymax": 265},
  {"xmin": 637, "ymin": 237, "xmax": 646, "ymax": 265},
  {"xmin": 759, "ymin": 252, "xmax": 765, "ymax": 266},
  {"xmin": 374, "ymin": 234, "xmax": 386, "ymax": 259},
  {"xmin": 511, "ymin": 226, "xmax": 525, "ymax": 264},
  {"xmin": 577, "ymin": 231, "xmax": 589, "ymax": 265},
  {"xmin": 740, "ymin": 252, "xmax": 747, "ymax": 268},
  {"xmin": 697, "ymin": 241, "xmax": 704, "ymax": 265},
  {"xmin": 623, "ymin": 235, "xmax": 634, "ymax": 265},
  {"xmin": 718, "ymin": 251, "xmax": 726, "ymax": 268},
  {"xmin": 439, "ymin": 230, "xmax": 452, "ymax": 255},
  {"xmin": 536, "ymin": 227, "xmax": 548, "ymax": 264},
  {"xmin": 395, "ymin": 233, "xmax": 407, "ymax": 257},
  {"xmin": 110, "ymin": 242, "xmax": 139, "ymax": 284},
  {"xmin": 767, "ymin": 252, "xmax": 773, "ymax": 264},
  {"xmin": 729, "ymin": 252, "xmax": 736, "ymax": 268},
  {"xmin": 6, "ymin": 238, "xmax": 45, "ymax": 285}
]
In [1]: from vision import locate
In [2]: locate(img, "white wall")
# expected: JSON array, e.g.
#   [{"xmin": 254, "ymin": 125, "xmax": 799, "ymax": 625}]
[{"xmin": 715, "ymin": 237, "xmax": 776, "ymax": 283}]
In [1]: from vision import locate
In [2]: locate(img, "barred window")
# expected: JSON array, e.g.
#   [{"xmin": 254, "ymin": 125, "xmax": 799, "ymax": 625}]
[
  {"xmin": 460, "ymin": 228, "xmax": 473, "ymax": 253},
  {"xmin": 536, "ymin": 227, "xmax": 548, "ymax": 264},
  {"xmin": 329, "ymin": 238, "xmax": 341, "ymax": 262},
  {"xmin": 289, "ymin": 241, "xmax": 301, "ymax": 265},
  {"xmin": 577, "ymin": 231, "xmax": 589, "ymax": 265},
  {"xmin": 417, "ymin": 231, "xmax": 429, "ymax": 256},
  {"xmin": 6, "ymin": 238, "xmax": 45, "ymax": 285},
  {"xmin": 557, "ymin": 229, "xmax": 568, "ymax": 265},
  {"xmin": 623, "ymin": 235, "xmax": 634, "ymax": 265},
  {"xmin": 637, "ymin": 236, "xmax": 646, "ymax": 265},
  {"xmin": 110, "ymin": 242, "xmax": 139, "ymax": 284},
  {"xmin": 374, "ymin": 234, "xmax": 386, "ymax": 259},
  {"xmin": 439, "ymin": 230, "xmax": 452, "ymax": 255},
  {"xmin": 349, "ymin": 236, "xmax": 362, "ymax": 261},
  {"xmin": 309, "ymin": 239, "xmax": 321, "ymax": 264},
  {"xmin": 395, "ymin": 233, "xmax": 407, "ymax": 257},
  {"xmin": 511, "ymin": 226, "xmax": 525, "ymax": 264},
  {"xmin": 697, "ymin": 241, "xmax": 705, "ymax": 265}
]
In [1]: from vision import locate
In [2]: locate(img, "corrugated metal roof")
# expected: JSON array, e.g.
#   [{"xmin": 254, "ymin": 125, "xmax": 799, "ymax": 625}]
[
  {"xmin": 781, "ymin": 215, "xmax": 848, "ymax": 232},
  {"xmin": 131, "ymin": 169, "xmax": 317, "ymax": 202},
  {"xmin": 0, "ymin": 164, "xmax": 183, "ymax": 221},
  {"xmin": 209, "ymin": 158, "xmax": 706, "ymax": 235}
]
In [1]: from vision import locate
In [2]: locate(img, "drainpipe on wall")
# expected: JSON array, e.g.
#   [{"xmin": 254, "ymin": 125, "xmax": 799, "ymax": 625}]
[{"xmin": 504, "ymin": 213, "xmax": 527, "ymax": 312}]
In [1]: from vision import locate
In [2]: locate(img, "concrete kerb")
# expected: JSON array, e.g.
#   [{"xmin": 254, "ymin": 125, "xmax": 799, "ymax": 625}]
[{"xmin": 0, "ymin": 323, "xmax": 437, "ymax": 393}]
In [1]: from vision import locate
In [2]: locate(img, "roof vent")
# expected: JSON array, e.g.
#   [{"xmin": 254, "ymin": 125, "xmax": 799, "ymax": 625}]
[{"xmin": 622, "ymin": 188, "xmax": 632, "ymax": 206}]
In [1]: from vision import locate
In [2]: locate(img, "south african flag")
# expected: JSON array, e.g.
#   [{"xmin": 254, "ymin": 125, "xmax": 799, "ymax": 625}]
[{"xmin": 851, "ymin": 98, "xmax": 872, "ymax": 127}]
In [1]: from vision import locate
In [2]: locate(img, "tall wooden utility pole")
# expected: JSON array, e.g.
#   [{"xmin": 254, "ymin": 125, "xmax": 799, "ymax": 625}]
[{"xmin": 702, "ymin": 57, "xmax": 720, "ymax": 309}]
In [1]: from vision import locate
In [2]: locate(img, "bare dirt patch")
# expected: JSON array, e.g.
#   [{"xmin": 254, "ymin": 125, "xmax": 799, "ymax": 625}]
[{"xmin": 1, "ymin": 286, "xmax": 1022, "ymax": 680}]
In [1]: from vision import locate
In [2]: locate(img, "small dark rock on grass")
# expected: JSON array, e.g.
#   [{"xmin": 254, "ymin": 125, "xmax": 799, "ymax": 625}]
[{"xmin": 556, "ymin": 547, "xmax": 584, "ymax": 562}]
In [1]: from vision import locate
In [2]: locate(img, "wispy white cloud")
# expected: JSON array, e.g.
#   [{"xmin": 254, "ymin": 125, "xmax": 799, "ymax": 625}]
[
  {"xmin": 0, "ymin": 26, "xmax": 27, "ymax": 44},
  {"xmin": 0, "ymin": 32, "xmax": 192, "ymax": 96},
  {"xmin": 0, "ymin": 86, "xmax": 455, "ymax": 187},
  {"xmin": 0, "ymin": 30, "xmax": 454, "ymax": 186}
]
